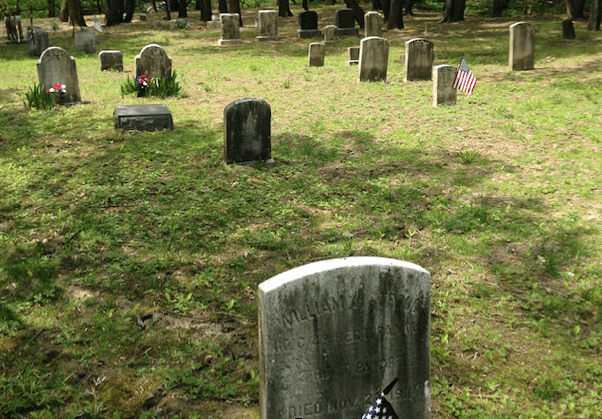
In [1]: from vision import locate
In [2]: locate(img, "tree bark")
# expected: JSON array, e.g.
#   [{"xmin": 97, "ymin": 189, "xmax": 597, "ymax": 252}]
[
  {"xmin": 278, "ymin": 0, "xmax": 293, "ymax": 17},
  {"xmin": 170, "ymin": 0, "xmax": 179, "ymax": 12},
  {"xmin": 441, "ymin": 0, "xmax": 465, "ymax": 22},
  {"xmin": 200, "ymin": 0, "xmax": 211, "ymax": 21},
  {"xmin": 124, "ymin": 0, "xmax": 135, "ymax": 22},
  {"xmin": 59, "ymin": 0, "xmax": 70, "ymax": 22},
  {"xmin": 405, "ymin": 0, "xmax": 414, "ymax": 15},
  {"xmin": 372, "ymin": 0, "xmax": 381, "ymax": 10},
  {"xmin": 150, "ymin": 0, "xmax": 158, "ymax": 12},
  {"xmin": 566, "ymin": 0, "xmax": 585, "ymax": 20},
  {"xmin": 387, "ymin": 0, "xmax": 404, "ymax": 28},
  {"xmin": 178, "ymin": 0, "xmax": 187, "ymax": 18},
  {"xmin": 218, "ymin": 0, "xmax": 228, "ymax": 13},
  {"xmin": 588, "ymin": 0, "xmax": 601, "ymax": 30},
  {"xmin": 69, "ymin": 0, "xmax": 87, "ymax": 27},
  {"xmin": 227, "ymin": 0, "xmax": 243, "ymax": 25},
  {"xmin": 381, "ymin": 0, "xmax": 390, "ymax": 23},
  {"xmin": 48, "ymin": 0, "xmax": 56, "ymax": 17},
  {"xmin": 491, "ymin": 0, "xmax": 508, "ymax": 18},
  {"xmin": 302, "ymin": 0, "xmax": 308, "ymax": 10}
]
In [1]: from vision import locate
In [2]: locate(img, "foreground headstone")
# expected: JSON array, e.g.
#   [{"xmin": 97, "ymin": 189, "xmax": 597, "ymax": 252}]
[
  {"xmin": 258, "ymin": 257, "xmax": 431, "ymax": 419},
  {"xmin": 219, "ymin": 13, "xmax": 243, "ymax": 45},
  {"xmin": 432, "ymin": 64, "xmax": 457, "ymax": 107},
  {"xmin": 74, "ymin": 29, "xmax": 97, "ymax": 54},
  {"xmin": 308, "ymin": 42, "xmax": 325, "ymax": 66},
  {"xmin": 297, "ymin": 10, "xmax": 322, "ymax": 39},
  {"xmin": 324, "ymin": 25, "xmax": 337, "ymax": 44},
  {"xmin": 364, "ymin": 11, "xmax": 382, "ymax": 38},
  {"xmin": 346, "ymin": 46, "xmax": 360, "ymax": 65},
  {"xmin": 256, "ymin": 10, "xmax": 280, "ymax": 41},
  {"xmin": 336, "ymin": 8, "xmax": 359, "ymax": 36},
  {"xmin": 562, "ymin": 19, "xmax": 575, "ymax": 40},
  {"xmin": 27, "ymin": 26, "xmax": 49, "ymax": 57},
  {"xmin": 36, "ymin": 47, "xmax": 82, "ymax": 105},
  {"xmin": 99, "ymin": 50, "xmax": 123, "ymax": 71},
  {"xmin": 404, "ymin": 38, "xmax": 434, "ymax": 82},
  {"xmin": 135, "ymin": 44, "xmax": 172, "ymax": 78},
  {"xmin": 224, "ymin": 98, "xmax": 272, "ymax": 165},
  {"xmin": 114, "ymin": 104, "xmax": 174, "ymax": 131},
  {"xmin": 509, "ymin": 22, "xmax": 534, "ymax": 71},
  {"xmin": 358, "ymin": 36, "xmax": 389, "ymax": 82}
]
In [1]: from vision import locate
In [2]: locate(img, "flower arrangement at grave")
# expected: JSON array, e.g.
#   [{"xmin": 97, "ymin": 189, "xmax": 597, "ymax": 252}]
[
  {"xmin": 119, "ymin": 71, "xmax": 183, "ymax": 99},
  {"xmin": 22, "ymin": 82, "xmax": 64, "ymax": 110},
  {"xmin": 46, "ymin": 83, "xmax": 67, "ymax": 102}
]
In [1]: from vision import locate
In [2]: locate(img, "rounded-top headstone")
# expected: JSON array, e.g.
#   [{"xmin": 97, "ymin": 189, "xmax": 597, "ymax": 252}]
[
  {"xmin": 258, "ymin": 257, "xmax": 431, "ymax": 419},
  {"xmin": 135, "ymin": 44, "xmax": 172, "ymax": 79},
  {"xmin": 404, "ymin": 38, "xmax": 434, "ymax": 82},
  {"xmin": 36, "ymin": 46, "xmax": 82, "ymax": 105},
  {"xmin": 224, "ymin": 98, "xmax": 271, "ymax": 164},
  {"xmin": 358, "ymin": 36, "xmax": 390, "ymax": 82},
  {"xmin": 509, "ymin": 21, "xmax": 535, "ymax": 71}
]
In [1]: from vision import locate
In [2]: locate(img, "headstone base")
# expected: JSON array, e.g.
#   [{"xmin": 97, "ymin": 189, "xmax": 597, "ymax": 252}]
[
  {"xmin": 337, "ymin": 27, "xmax": 359, "ymax": 36},
  {"xmin": 218, "ymin": 38, "xmax": 243, "ymax": 45},
  {"xmin": 255, "ymin": 35, "xmax": 280, "ymax": 42},
  {"xmin": 346, "ymin": 60, "xmax": 359, "ymax": 66},
  {"xmin": 206, "ymin": 21, "xmax": 221, "ymax": 29},
  {"xmin": 114, "ymin": 104, "xmax": 174, "ymax": 131},
  {"xmin": 297, "ymin": 29, "xmax": 322, "ymax": 39}
]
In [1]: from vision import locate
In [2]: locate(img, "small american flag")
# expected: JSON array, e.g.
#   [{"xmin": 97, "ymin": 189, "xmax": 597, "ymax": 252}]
[
  {"xmin": 361, "ymin": 378, "xmax": 399, "ymax": 419},
  {"xmin": 452, "ymin": 56, "xmax": 476, "ymax": 95},
  {"xmin": 94, "ymin": 16, "xmax": 103, "ymax": 32}
]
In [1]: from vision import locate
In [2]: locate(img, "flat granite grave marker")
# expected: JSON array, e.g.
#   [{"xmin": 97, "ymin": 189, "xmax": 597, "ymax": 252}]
[
  {"xmin": 509, "ymin": 22, "xmax": 534, "ymax": 71},
  {"xmin": 297, "ymin": 10, "xmax": 322, "ymax": 39},
  {"xmin": 258, "ymin": 257, "xmax": 431, "ymax": 419},
  {"xmin": 308, "ymin": 42, "xmax": 325, "ymax": 66},
  {"xmin": 27, "ymin": 26, "xmax": 49, "ymax": 57},
  {"xmin": 336, "ymin": 8, "xmax": 359, "ymax": 36},
  {"xmin": 224, "ymin": 98, "xmax": 272, "ymax": 165},
  {"xmin": 74, "ymin": 29, "xmax": 96, "ymax": 54},
  {"xmin": 404, "ymin": 38, "xmax": 434, "ymax": 82},
  {"xmin": 99, "ymin": 50, "xmax": 123, "ymax": 71},
  {"xmin": 113, "ymin": 104, "xmax": 174, "ymax": 131},
  {"xmin": 358, "ymin": 36, "xmax": 389, "ymax": 82},
  {"xmin": 256, "ymin": 10, "xmax": 280, "ymax": 41},
  {"xmin": 364, "ymin": 11, "xmax": 382, "ymax": 38},
  {"xmin": 135, "ymin": 44, "xmax": 172, "ymax": 78},
  {"xmin": 432, "ymin": 64, "xmax": 457, "ymax": 107},
  {"xmin": 36, "ymin": 47, "xmax": 82, "ymax": 105},
  {"xmin": 219, "ymin": 13, "xmax": 243, "ymax": 45}
]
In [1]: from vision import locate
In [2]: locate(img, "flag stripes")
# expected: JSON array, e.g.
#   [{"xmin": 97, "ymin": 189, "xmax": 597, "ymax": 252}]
[
  {"xmin": 452, "ymin": 57, "xmax": 476, "ymax": 95},
  {"xmin": 94, "ymin": 16, "xmax": 103, "ymax": 32}
]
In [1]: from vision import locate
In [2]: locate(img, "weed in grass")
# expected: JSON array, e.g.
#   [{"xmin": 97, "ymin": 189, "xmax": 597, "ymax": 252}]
[
  {"xmin": 283, "ymin": 79, "xmax": 291, "ymax": 89},
  {"xmin": 457, "ymin": 149, "xmax": 481, "ymax": 164},
  {"xmin": 22, "ymin": 83, "xmax": 56, "ymax": 110},
  {"xmin": 119, "ymin": 71, "xmax": 183, "ymax": 98}
]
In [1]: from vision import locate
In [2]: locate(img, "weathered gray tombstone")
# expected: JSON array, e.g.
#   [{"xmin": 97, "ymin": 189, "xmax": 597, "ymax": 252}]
[
  {"xmin": 140, "ymin": 13, "xmax": 147, "ymax": 21},
  {"xmin": 346, "ymin": 46, "xmax": 360, "ymax": 66},
  {"xmin": 258, "ymin": 257, "xmax": 431, "ymax": 419},
  {"xmin": 509, "ymin": 22, "xmax": 535, "ymax": 71},
  {"xmin": 74, "ymin": 29, "xmax": 97, "ymax": 54},
  {"xmin": 135, "ymin": 44, "xmax": 172, "ymax": 78},
  {"xmin": 358, "ymin": 36, "xmax": 389, "ymax": 82},
  {"xmin": 364, "ymin": 11, "xmax": 382, "ymax": 38},
  {"xmin": 297, "ymin": 10, "xmax": 322, "ymax": 39},
  {"xmin": 562, "ymin": 19, "xmax": 575, "ymax": 40},
  {"xmin": 206, "ymin": 15, "xmax": 221, "ymax": 29},
  {"xmin": 114, "ymin": 104, "xmax": 174, "ymax": 131},
  {"xmin": 336, "ymin": 8, "xmax": 359, "ymax": 36},
  {"xmin": 36, "ymin": 47, "xmax": 82, "ymax": 105},
  {"xmin": 219, "ymin": 13, "xmax": 243, "ymax": 45},
  {"xmin": 170, "ymin": 18, "xmax": 190, "ymax": 29},
  {"xmin": 224, "ymin": 98, "xmax": 272, "ymax": 165},
  {"xmin": 308, "ymin": 42, "xmax": 325, "ymax": 66},
  {"xmin": 324, "ymin": 25, "xmax": 337, "ymax": 44},
  {"xmin": 256, "ymin": 10, "xmax": 280, "ymax": 41},
  {"xmin": 27, "ymin": 26, "xmax": 49, "ymax": 57},
  {"xmin": 404, "ymin": 38, "xmax": 434, "ymax": 82},
  {"xmin": 99, "ymin": 50, "xmax": 123, "ymax": 71},
  {"xmin": 432, "ymin": 64, "xmax": 457, "ymax": 107}
]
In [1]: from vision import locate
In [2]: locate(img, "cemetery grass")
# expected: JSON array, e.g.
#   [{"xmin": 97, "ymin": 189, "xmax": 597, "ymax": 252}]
[{"xmin": 1, "ymin": 5, "xmax": 602, "ymax": 418}]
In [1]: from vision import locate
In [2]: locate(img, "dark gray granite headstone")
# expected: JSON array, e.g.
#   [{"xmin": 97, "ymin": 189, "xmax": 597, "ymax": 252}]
[
  {"xmin": 335, "ymin": 8, "xmax": 358, "ymax": 36},
  {"xmin": 113, "ymin": 104, "xmax": 174, "ymax": 131},
  {"xmin": 258, "ymin": 257, "xmax": 431, "ymax": 419},
  {"xmin": 224, "ymin": 98, "xmax": 272, "ymax": 164},
  {"xmin": 297, "ymin": 10, "xmax": 322, "ymax": 39},
  {"xmin": 562, "ymin": 19, "xmax": 575, "ymax": 40}
]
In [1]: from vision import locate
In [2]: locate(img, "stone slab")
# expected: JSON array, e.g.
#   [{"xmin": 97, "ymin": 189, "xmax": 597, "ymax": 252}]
[
  {"xmin": 99, "ymin": 50, "xmax": 123, "ymax": 71},
  {"xmin": 258, "ymin": 257, "xmax": 431, "ymax": 419},
  {"xmin": 205, "ymin": 21, "xmax": 221, "ymax": 29},
  {"xmin": 297, "ymin": 29, "xmax": 323, "ymax": 39},
  {"xmin": 113, "ymin": 104, "xmax": 174, "ymax": 131}
]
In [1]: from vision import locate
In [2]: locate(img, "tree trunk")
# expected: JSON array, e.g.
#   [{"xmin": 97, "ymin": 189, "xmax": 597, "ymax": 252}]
[
  {"xmin": 381, "ymin": 0, "xmax": 390, "ymax": 23},
  {"xmin": 170, "ymin": 0, "xmax": 179, "ymax": 12},
  {"xmin": 343, "ymin": 0, "xmax": 366, "ymax": 28},
  {"xmin": 124, "ymin": 0, "xmax": 135, "ymax": 22},
  {"xmin": 373, "ymin": 0, "xmax": 382, "ymax": 10},
  {"xmin": 302, "ymin": 0, "xmax": 308, "ymax": 10},
  {"xmin": 405, "ymin": 0, "xmax": 414, "ymax": 15},
  {"xmin": 59, "ymin": 0, "xmax": 70, "ymax": 22},
  {"xmin": 218, "ymin": 0, "xmax": 228, "ymax": 13},
  {"xmin": 227, "ymin": 0, "xmax": 242, "ymax": 25},
  {"xmin": 441, "ymin": 0, "xmax": 465, "ymax": 22},
  {"xmin": 178, "ymin": 0, "xmax": 187, "ymax": 18},
  {"xmin": 97, "ymin": 0, "xmax": 102, "ymax": 13},
  {"xmin": 200, "ymin": 0, "xmax": 211, "ymax": 21},
  {"xmin": 278, "ymin": 0, "xmax": 293, "ymax": 17},
  {"xmin": 151, "ymin": 0, "xmax": 158, "ymax": 12},
  {"xmin": 588, "ymin": 0, "xmax": 601, "ymax": 30},
  {"xmin": 491, "ymin": 0, "xmax": 509, "ymax": 18},
  {"xmin": 48, "ymin": 0, "xmax": 56, "ymax": 17},
  {"xmin": 566, "ymin": 0, "xmax": 585, "ymax": 20},
  {"xmin": 68, "ymin": 0, "xmax": 87, "ymax": 27},
  {"xmin": 387, "ymin": 0, "xmax": 404, "ymax": 28}
]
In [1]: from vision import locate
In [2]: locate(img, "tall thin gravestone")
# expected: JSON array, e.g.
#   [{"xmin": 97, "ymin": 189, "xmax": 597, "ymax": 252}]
[
  {"xmin": 432, "ymin": 64, "xmax": 457, "ymax": 107},
  {"xmin": 404, "ymin": 38, "xmax": 434, "ymax": 82},
  {"xmin": 297, "ymin": 10, "xmax": 322, "ymax": 39},
  {"xmin": 346, "ymin": 46, "xmax": 360, "ymax": 66},
  {"xmin": 258, "ymin": 257, "xmax": 431, "ymax": 419},
  {"xmin": 219, "ymin": 13, "xmax": 243, "ymax": 45},
  {"xmin": 256, "ymin": 10, "xmax": 280, "ymax": 41},
  {"xmin": 364, "ymin": 11, "xmax": 382, "ymax": 38},
  {"xmin": 308, "ymin": 42, "xmax": 325, "ymax": 66},
  {"xmin": 358, "ymin": 36, "xmax": 389, "ymax": 82},
  {"xmin": 509, "ymin": 22, "xmax": 534, "ymax": 71},
  {"xmin": 27, "ymin": 26, "xmax": 49, "ymax": 57},
  {"xmin": 135, "ymin": 44, "xmax": 172, "ymax": 79},
  {"xmin": 36, "ymin": 47, "xmax": 82, "ymax": 105},
  {"xmin": 224, "ymin": 98, "xmax": 272, "ymax": 165},
  {"xmin": 324, "ymin": 25, "xmax": 337, "ymax": 44}
]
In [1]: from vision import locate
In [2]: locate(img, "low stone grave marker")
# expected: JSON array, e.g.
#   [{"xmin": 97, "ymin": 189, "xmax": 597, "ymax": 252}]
[
  {"xmin": 297, "ymin": 10, "xmax": 322, "ymax": 39},
  {"xmin": 113, "ymin": 104, "xmax": 174, "ymax": 131},
  {"xmin": 258, "ymin": 257, "xmax": 431, "ymax": 419},
  {"xmin": 170, "ymin": 18, "xmax": 190, "ymax": 30},
  {"xmin": 135, "ymin": 44, "xmax": 172, "ymax": 78},
  {"xmin": 36, "ymin": 46, "xmax": 82, "ymax": 105},
  {"xmin": 364, "ymin": 11, "xmax": 382, "ymax": 38},
  {"xmin": 509, "ymin": 22, "xmax": 534, "ymax": 70},
  {"xmin": 404, "ymin": 38, "xmax": 434, "ymax": 82},
  {"xmin": 336, "ymin": 8, "xmax": 359, "ymax": 36},
  {"xmin": 27, "ymin": 26, "xmax": 49, "ymax": 57},
  {"xmin": 74, "ymin": 29, "xmax": 96, "ymax": 54},
  {"xmin": 99, "ymin": 50, "xmax": 123, "ymax": 71},
  {"xmin": 324, "ymin": 25, "xmax": 337, "ymax": 44},
  {"xmin": 219, "ymin": 13, "xmax": 243, "ymax": 45},
  {"xmin": 256, "ymin": 10, "xmax": 280, "ymax": 41},
  {"xmin": 432, "ymin": 64, "xmax": 457, "ymax": 107},
  {"xmin": 308, "ymin": 42, "xmax": 325, "ymax": 66},
  {"xmin": 140, "ymin": 13, "xmax": 147, "ymax": 21},
  {"xmin": 358, "ymin": 36, "xmax": 389, "ymax": 82},
  {"xmin": 346, "ymin": 46, "xmax": 360, "ymax": 65},
  {"xmin": 224, "ymin": 98, "xmax": 272, "ymax": 165}
]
